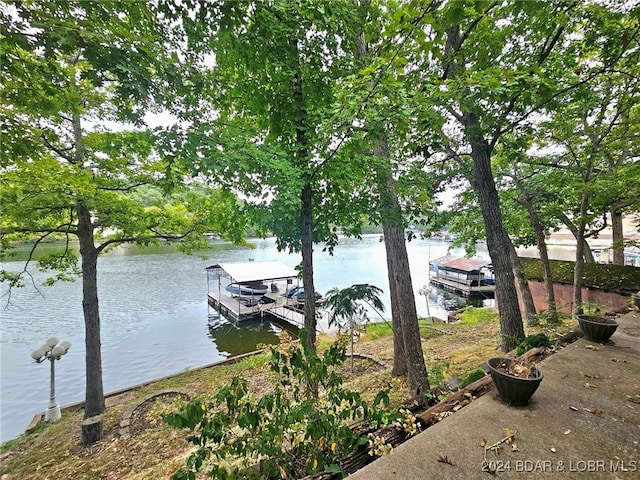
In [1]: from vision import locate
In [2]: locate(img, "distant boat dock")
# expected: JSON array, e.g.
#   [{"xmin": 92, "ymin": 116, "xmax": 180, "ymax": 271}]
[
  {"xmin": 429, "ymin": 255, "xmax": 496, "ymax": 297},
  {"xmin": 206, "ymin": 261, "xmax": 307, "ymax": 326}
]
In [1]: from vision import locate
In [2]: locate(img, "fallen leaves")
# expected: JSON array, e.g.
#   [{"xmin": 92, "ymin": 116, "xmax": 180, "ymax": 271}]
[
  {"xmin": 481, "ymin": 428, "xmax": 518, "ymax": 462},
  {"xmin": 437, "ymin": 454, "xmax": 455, "ymax": 466},
  {"xmin": 583, "ymin": 407, "xmax": 604, "ymax": 416}
]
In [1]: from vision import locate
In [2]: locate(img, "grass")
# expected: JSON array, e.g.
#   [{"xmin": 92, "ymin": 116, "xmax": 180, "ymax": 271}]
[{"xmin": 1, "ymin": 308, "xmax": 578, "ymax": 480}]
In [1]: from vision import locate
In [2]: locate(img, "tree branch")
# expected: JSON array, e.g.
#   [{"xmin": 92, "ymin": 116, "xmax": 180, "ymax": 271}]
[
  {"xmin": 39, "ymin": 135, "xmax": 73, "ymax": 162},
  {"xmin": 495, "ymin": 23, "xmax": 640, "ymax": 140},
  {"xmin": 97, "ymin": 182, "xmax": 146, "ymax": 192},
  {"xmin": 311, "ymin": 1, "xmax": 437, "ymax": 179}
]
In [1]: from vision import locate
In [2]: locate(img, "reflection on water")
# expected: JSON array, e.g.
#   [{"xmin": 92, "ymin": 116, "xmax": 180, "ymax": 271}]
[
  {"xmin": 430, "ymin": 289, "xmax": 493, "ymax": 312},
  {"xmin": 207, "ymin": 317, "xmax": 299, "ymax": 356}
]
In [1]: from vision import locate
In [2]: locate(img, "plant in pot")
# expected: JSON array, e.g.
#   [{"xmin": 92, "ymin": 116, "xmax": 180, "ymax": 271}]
[
  {"xmin": 486, "ymin": 357, "xmax": 543, "ymax": 406},
  {"xmin": 576, "ymin": 314, "xmax": 619, "ymax": 343}
]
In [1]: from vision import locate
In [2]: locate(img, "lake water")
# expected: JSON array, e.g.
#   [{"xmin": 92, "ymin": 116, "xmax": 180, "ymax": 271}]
[{"xmin": 0, "ymin": 235, "xmax": 478, "ymax": 442}]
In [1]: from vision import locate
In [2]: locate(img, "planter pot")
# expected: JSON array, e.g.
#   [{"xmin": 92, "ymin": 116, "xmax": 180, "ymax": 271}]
[
  {"xmin": 577, "ymin": 315, "xmax": 619, "ymax": 343},
  {"xmin": 486, "ymin": 357, "xmax": 543, "ymax": 406}
]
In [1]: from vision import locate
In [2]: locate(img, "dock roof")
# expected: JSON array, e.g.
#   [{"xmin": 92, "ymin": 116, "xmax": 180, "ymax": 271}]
[
  {"xmin": 207, "ymin": 261, "xmax": 298, "ymax": 283},
  {"xmin": 430, "ymin": 255, "xmax": 491, "ymax": 272}
]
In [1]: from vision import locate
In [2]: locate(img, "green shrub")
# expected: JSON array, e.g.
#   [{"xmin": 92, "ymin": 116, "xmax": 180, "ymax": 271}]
[
  {"xmin": 516, "ymin": 333, "xmax": 551, "ymax": 356},
  {"xmin": 458, "ymin": 368, "xmax": 486, "ymax": 388},
  {"xmin": 165, "ymin": 331, "xmax": 405, "ymax": 479}
]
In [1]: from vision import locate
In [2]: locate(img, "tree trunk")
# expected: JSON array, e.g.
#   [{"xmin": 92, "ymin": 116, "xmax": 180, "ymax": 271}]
[
  {"xmin": 81, "ymin": 415, "xmax": 103, "ymax": 446},
  {"xmin": 385, "ymin": 240, "xmax": 407, "ymax": 376},
  {"xmin": 290, "ymin": 59, "xmax": 316, "ymax": 353},
  {"xmin": 353, "ymin": 10, "xmax": 411, "ymax": 378},
  {"xmin": 573, "ymin": 193, "xmax": 590, "ymax": 317},
  {"xmin": 443, "ymin": 25, "xmax": 523, "ymax": 351},
  {"xmin": 77, "ymin": 202, "xmax": 106, "ymax": 423},
  {"xmin": 384, "ymin": 220, "xmax": 430, "ymax": 400},
  {"xmin": 466, "ymin": 122, "xmax": 525, "ymax": 352},
  {"xmin": 526, "ymin": 199, "xmax": 559, "ymax": 323},
  {"xmin": 72, "ymin": 111, "xmax": 105, "ymax": 436},
  {"xmin": 300, "ymin": 183, "xmax": 316, "ymax": 352},
  {"xmin": 611, "ymin": 206, "xmax": 624, "ymax": 265},
  {"xmin": 510, "ymin": 246, "xmax": 537, "ymax": 326},
  {"xmin": 372, "ymin": 129, "xmax": 428, "ymax": 396},
  {"xmin": 558, "ymin": 212, "xmax": 595, "ymax": 263}
]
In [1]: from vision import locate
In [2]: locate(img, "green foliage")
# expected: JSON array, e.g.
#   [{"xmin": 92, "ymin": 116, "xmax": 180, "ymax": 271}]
[
  {"xmin": 458, "ymin": 307, "xmax": 499, "ymax": 326},
  {"xmin": 458, "ymin": 368, "xmax": 486, "ymax": 389},
  {"xmin": 520, "ymin": 258, "xmax": 640, "ymax": 295},
  {"xmin": 165, "ymin": 331, "xmax": 400, "ymax": 479},
  {"xmin": 324, "ymin": 284, "xmax": 385, "ymax": 331},
  {"xmin": 428, "ymin": 362, "xmax": 449, "ymax": 390},
  {"xmin": 533, "ymin": 309, "xmax": 561, "ymax": 327},
  {"xmin": 362, "ymin": 321, "xmax": 394, "ymax": 341},
  {"xmin": 515, "ymin": 333, "xmax": 551, "ymax": 357}
]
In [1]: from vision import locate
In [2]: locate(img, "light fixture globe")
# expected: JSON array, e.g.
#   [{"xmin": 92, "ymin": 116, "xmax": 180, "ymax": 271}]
[
  {"xmin": 51, "ymin": 345, "xmax": 66, "ymax": 358},
  {"xmin": 31, "ymin": 337, "xmax": 70, "ymax": 423},
  {"xmin": 31, "ymin": 347, "xmax": 46, "ymax": 361}
]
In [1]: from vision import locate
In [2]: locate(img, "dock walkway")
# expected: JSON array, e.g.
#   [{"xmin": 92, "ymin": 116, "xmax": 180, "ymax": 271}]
[
  {"xmin": 430, "ymin": 277, "xmax": 495, "ymax": 297},
  {"xmin": 208, "ymin": 287, "xmax": 306, "ymax": 327}
]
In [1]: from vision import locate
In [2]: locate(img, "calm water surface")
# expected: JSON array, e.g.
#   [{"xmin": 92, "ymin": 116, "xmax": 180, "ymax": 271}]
[{"xmin": 0, "ymin": 235, "xmax": 475, "ymax": 442}]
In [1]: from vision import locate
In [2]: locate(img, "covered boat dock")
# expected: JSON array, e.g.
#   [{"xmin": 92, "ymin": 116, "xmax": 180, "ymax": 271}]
[
  {"xmin": 206, "ymin": 261, "xmax": 307, "ymax": 326},
  {"xmin": 429, "ymin": 255, "xmax": 496, "ymax": 297}
]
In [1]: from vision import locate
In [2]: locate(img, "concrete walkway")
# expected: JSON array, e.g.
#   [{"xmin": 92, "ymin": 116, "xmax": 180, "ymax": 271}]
[{"xmin": 349, "ymin": 311, "xmax": 640, "ymax": 479}]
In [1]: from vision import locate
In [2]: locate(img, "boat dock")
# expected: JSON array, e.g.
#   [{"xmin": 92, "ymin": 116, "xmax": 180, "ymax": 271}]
[
  {"xmin": 429, "ymin": 277, "xmax": 496, "ymax": 297},
  {"xmin": 206, "ymin": 260, "xmax": 309, "ymax": 327},
  {"xmin": 429, "ymin": 255, "xmax": 496, "ymax": 298},
  {"xmin": 207, "ymin": 289, "xmax": 306, "ymax": 326}
]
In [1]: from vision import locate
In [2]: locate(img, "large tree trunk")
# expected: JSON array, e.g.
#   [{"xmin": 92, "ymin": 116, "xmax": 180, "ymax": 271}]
[
  {"xmin": 611, "ymin": 206, "xmax": 624, "ymax": 265},
  {"xmin": 383, "ymin": 219, "xmax": 430, "ymax": 400},
  {"xmin": 77, "ymin": 202, "xmax": 105, "ymax": 422},
  {"xmin": 72, "ymin": 111, "xmax": 105, "ymax": 439},
  {"xmin": 353, "ymin": 9, "xmax": 411, "ymax": 378},
  {"xmin": 291, "ymin": 62, "xmax": 316, "ymax": 353},
  {"xmin": 444, "ymin": 25, "xmax": 523, "ymax": 351},
  {"xmin": 300, "ymin": 183, "xmax": 316, "ymax": 352},
  {"xmin": 385, "ymin": 242, "xmax": 407, "ymax": 377},
  {"xmin": 374, "ymin": 136, "xmax": 428, "ymax": 396},
  {"xmin": 466, "ymin": 123, "xmax": 525, "ymax": 352}
]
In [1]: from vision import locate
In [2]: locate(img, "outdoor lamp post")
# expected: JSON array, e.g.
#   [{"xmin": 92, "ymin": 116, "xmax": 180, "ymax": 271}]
[
  {"xmin": 31, "ymin": 337, "xmax": 71, "ymax": 422},
  {"xmin": 418, "ymin": 285, "xmax": 432, "ymax": 323}
]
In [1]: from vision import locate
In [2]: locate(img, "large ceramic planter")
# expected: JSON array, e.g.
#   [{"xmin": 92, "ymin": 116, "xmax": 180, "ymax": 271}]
[
  {"xmin": 577, "ymin": 315, "xmax": 619, "ymax": 343},
  {"xmin": 486, "ymin": 357, "xmax": 543, "ymax": 406}
]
